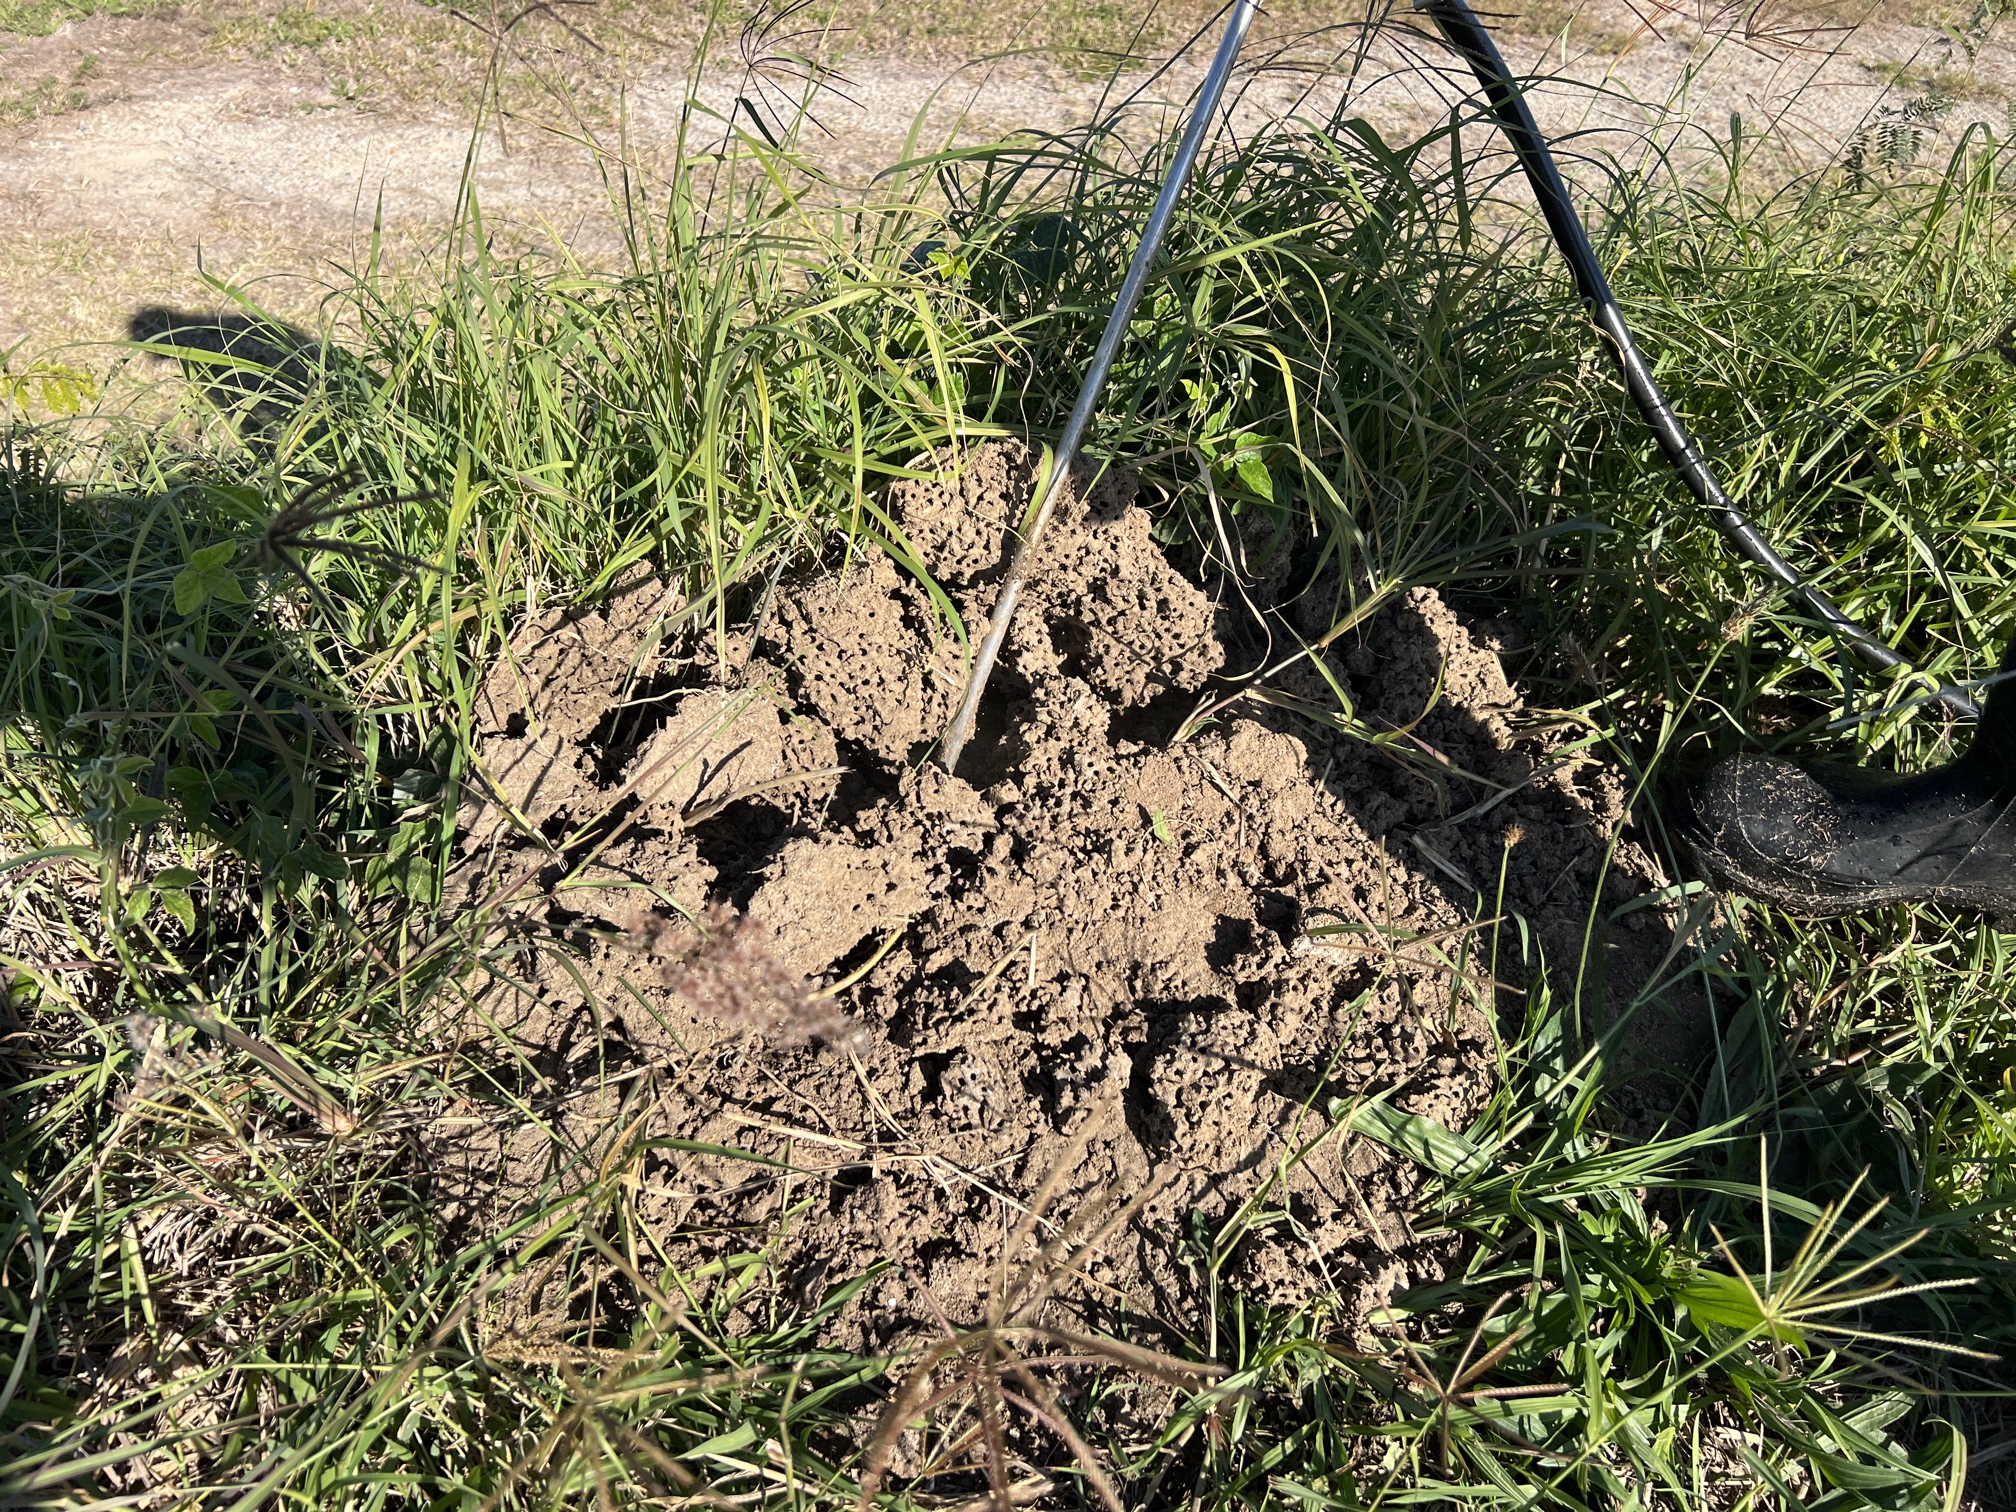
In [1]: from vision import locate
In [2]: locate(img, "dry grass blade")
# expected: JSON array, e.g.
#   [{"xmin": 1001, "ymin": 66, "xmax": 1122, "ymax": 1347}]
[
  {"xmin": 856, "ymin": 1336, "xmax": 976, "ymax": 1511},
  {"xmin": 1390, "ymin": 1289, "xmax": 1537, "ymax": 1473},
  {"xmin": 858, "ymin": 1123, "xmax": 1217, "ymax": 1512},
  {"xmin": 997, "ymin": 1358, "xmax": 1123, "ymax": 1512}
]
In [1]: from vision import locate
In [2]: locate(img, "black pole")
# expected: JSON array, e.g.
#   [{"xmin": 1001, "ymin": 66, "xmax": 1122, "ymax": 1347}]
[{"xmin": 1421, "ymin": 0, "xmax": 1979, "ymax": 720}]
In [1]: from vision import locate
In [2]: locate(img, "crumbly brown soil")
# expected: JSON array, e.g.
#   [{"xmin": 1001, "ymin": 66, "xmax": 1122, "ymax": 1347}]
[{"xmin": 441, "ymin": 439, "xmax": 1700, "ymax": 1349}]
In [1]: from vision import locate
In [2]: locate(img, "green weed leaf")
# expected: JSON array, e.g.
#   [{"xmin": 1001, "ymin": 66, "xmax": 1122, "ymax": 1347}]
[
  {"xmin": 1677, "ymin": 1270, "xmax": 1806, "ymax": 1347},
  {"xmin": 167, "ymin": 767, "xmax": 212, "ymax": 826},
  {"xmin": 1337, "ymin": 1096, "xmax": 1496, "ymax": 1181},
  {"xmin": 174, "ymin": 542, "xmax": 247, "ymax": 615},
  {"xmin": 365, "ymin": 821, "xmax": 436, "ymax": 901},
  {"xmin": 293, "ymin": 842, "xmax": 347, "ymax": 882},
  {"xmin": 1233, "ymin": 435, "xmax": 1274, "ymax": 502},
  {"xmin": 2, "ymin": 360, "xmax": 98, "ymax": 417},
  {"xmin": 118, "ymin": 795, "xmax": 170, "ymax": 827},
  {"xmin": 158, "ymin": 889, "xmax": 196, "ymax": 932}
]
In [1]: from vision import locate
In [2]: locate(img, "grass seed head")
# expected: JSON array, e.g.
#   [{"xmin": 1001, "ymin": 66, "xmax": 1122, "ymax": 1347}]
[
  {"xmin": 633, "ymin": 904, "xmax": 866, "ymax": 1052},
  {"xmin": 1721, "ymin": 594, "xmax": 1768, "ymax": 642}
]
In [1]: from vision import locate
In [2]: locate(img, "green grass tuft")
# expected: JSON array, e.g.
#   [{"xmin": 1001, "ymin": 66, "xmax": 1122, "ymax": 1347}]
[{"xmin": 2, "ymin": 16, "xmax": 2015, "ymax": 1506}]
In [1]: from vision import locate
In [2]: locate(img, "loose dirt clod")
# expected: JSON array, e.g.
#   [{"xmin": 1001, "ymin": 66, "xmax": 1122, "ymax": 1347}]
[{"xmin": 444, "ymin": 439, "xmax": 1699, "ymax": 1346}]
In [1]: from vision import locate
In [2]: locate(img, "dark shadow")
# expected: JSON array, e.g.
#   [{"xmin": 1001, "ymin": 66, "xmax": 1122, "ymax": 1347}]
[
  {"xmin": 127, "ymin": 305, "xmax": 324, "ymax": 432},
  {"xmin": 1205, "ymin": 914, "xmax": 1258, "ymax": 970},
  {"xmin": 587, "ymin": 661, "xmax": 719, "ymax": 784},
  {"xmin": 1105, "ymin": 682, "xmax": 1199, "ymax": 748},
  {"xmin": 687, "ymin": 796, "xmax": 802, "ymax": 910},
  {"xmin": 1203, "ymin": 542, "xmax": 1723, "ymax": 1128},
  {"xmin": 916, "ymin": 652, "xmax": 1035, "ymax": 791}
]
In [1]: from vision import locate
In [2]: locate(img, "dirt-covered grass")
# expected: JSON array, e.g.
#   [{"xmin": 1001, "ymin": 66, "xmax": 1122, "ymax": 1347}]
[{"xmin": 3, "ymin": 4, "xmax": 2016, "ymax": 1506}]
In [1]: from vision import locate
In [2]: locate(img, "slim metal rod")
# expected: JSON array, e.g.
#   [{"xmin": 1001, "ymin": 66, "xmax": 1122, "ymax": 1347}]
[
  {"xmin": 1420, "ymin": 0, "xmax": 1980, "ymax": 720},
  {"xmin": 940, "ymin": 0, "xmax": 1263, "ymax": 774}
]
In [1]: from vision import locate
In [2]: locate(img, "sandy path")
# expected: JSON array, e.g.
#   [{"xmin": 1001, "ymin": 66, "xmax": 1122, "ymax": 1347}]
[{"xmin": 3, "ymin": 0, "xmax": 2011, "ymax": 360}]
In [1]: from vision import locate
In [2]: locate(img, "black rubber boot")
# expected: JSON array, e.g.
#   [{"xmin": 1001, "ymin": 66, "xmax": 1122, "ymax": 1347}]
[{"xmin": 1676, "ymin": 646, "xmax": 2016, "ymax": 917}]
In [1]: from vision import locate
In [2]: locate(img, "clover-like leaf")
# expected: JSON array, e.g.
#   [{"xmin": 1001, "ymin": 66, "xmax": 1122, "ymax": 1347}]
[
  {"xmin": 173, "ymin": 542, "xmax": 249, "ymax": 615},
  {"xmin": 1232, "ymin": 435, "xmax": 1274, "ymax": 502},
  {"xmin": 118, "ymin": 795, "xmax": 171, "ymax": 827},
  {"xmin": 293, "ymin": 842, "xmax": 347, "ymax": 881}
]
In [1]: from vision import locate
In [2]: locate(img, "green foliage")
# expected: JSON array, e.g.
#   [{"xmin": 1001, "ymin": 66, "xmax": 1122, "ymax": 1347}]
[
  {"xmin": 1, "ymin": 360, "xmax": 97, "ymax": 418},
  {"xmin": 171, "ymin": 540, "xmax": 247, "ymax": 615},
  {"xmin": 1, "ymin": 22, "xmax": 2014, "ymax": 1507},
  {"xmin": 1530, "ymin": 126, "xmax": 2016, "ymax": 762},
  {"xmin": 0, "ymin": 0, "xmax": 156, "ymax": 37}
]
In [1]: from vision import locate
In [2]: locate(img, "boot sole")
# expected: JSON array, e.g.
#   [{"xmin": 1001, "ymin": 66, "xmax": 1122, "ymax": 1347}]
[{"xmin": 1690, "ymin": 842, "xmax": 2016, "ymax": 925}]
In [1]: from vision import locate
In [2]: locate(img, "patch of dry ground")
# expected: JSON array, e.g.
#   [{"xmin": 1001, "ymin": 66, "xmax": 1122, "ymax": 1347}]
[
  {"xmin": 3, "ymin": 0, "xmax": 2013, "ymax": 358},
  {"xmin": 434, "ymin": 440, "xmax": 1698, "ymax": 1348}
]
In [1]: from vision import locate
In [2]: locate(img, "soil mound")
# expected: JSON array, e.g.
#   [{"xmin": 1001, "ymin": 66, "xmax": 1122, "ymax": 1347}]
[{"xmin": 444, "ymin": 440, "xmax": 1694, "ymax": 1349}]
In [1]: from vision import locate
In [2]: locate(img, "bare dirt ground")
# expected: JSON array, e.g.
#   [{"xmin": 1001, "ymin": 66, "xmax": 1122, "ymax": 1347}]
[
  {"xmin": 442, "ymin": 438, "xmax": 1694, "ymax": 1344},
  {"xmin": 3, "ymin": 0, "xmax": 2013, "ymax": 361}
]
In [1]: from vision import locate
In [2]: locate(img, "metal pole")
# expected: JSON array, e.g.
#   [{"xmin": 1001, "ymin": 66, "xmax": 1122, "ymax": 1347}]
[
  {"xmin": 1420, "ymin": 0, "xmax": 1980, "ymax": 720},
  {"xmin": 940, "ymin": 0, "xmax": 1263, "ymax": 774}
]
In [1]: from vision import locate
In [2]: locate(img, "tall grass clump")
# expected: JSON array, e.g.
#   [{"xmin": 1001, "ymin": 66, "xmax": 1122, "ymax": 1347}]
[
  {"xmin": 2, "ymin": 3, "xmax": 2015, "ymax": 1503},
  {"xmin": 1527, "ymin": 124, "xmax": 2016, "ymax": 742},
  {"xmin": 294, "ymin": 82, "xmax": 1574, "ymax": 649}
]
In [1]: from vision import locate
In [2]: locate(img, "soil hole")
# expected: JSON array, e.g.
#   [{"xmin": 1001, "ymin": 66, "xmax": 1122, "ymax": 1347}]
[
  {"xmin": 687, "ymin": 798, "xmax": 797, "ymax": 908},
  {"xmin": 827, "ymin": 1164, "xmax": 874, "ymax": 1212},
  {"xmin": 923, "ymin": 657, "xmax": 1033, "ymax": 788},
  {"xmin": 588, "ymin": 668, "xmax": 707, "ymax": 782},
  {"xmin": 1108, "ymin": 683, "xmax": 1207, "ymax": 748}
]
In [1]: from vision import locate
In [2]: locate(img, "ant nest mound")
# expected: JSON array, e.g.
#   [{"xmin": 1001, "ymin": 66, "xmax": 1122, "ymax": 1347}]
[{"xmin": 444, "ymin": 439, "xmax": 1694, "ymax": 1346}]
